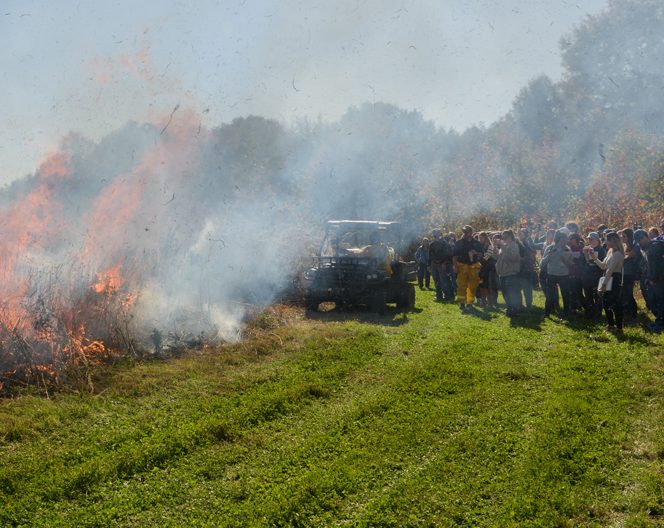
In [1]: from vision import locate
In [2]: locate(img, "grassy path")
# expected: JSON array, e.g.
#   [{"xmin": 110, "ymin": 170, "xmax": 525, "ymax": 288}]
[{"xmin": 1, "ymin": 292, "xmax": 664, "ymax": 526}]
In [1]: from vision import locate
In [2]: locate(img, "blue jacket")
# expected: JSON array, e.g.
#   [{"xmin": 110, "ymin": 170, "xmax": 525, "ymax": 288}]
[{"xmin": 415, "ymin": 246, "xmax": 429, "ymax": 265}]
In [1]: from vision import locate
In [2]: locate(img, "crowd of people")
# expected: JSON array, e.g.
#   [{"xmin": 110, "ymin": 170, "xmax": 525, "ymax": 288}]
[{"xmin": 413, "ymin": 219, "xmax": 664, "ymax": 334}]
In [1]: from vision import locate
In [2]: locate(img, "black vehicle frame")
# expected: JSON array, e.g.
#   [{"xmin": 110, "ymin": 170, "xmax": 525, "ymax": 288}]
[{"xmin": 304, "ymin": 220, "xmax": 416, "ymax": 314}]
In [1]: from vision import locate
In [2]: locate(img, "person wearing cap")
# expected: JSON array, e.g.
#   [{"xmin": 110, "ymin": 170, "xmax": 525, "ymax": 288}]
[
  {"xmin": 634, "ymin": 229, "xmax": 664, "ymax": 332},
  {"xmin": 452, "ymin": 225, "xmax": 484, "ymax": 311},
  {"xmin": 428, "ymin": 229, "xmax": 453, "ymax": 301}
]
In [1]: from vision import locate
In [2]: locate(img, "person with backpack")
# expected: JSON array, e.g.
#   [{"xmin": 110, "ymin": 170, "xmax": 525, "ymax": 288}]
[
  {"xmin": 590, "ymin": 231, "xmax": 625, "ymax": 334},
  {"xmin": 428, "ymin": 229, "xmax": 453, "ymax": 302}
]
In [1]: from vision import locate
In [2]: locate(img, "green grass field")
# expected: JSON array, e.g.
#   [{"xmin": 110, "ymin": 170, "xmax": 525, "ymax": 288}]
[{"xmin": 1, "ymin": 291, "xmax": 664, "ymax": 527}]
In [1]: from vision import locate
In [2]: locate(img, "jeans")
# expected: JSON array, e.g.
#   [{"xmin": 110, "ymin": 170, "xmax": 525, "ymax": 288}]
[
  {"xmin": 651, "ymin": 281, "xmax": 664, "ymax": 326},
  {"xmin": 641, "ymin": 278, "xmax": 654, "ymax": 312},
  {"xmin": 431, "ymin": 263, "xmax": 452, "ymax": 300},
  {"xmin": 501, "ymin": 275, "xmax": 523, "ymax": 315},
  {"xmin": 568, "ymin": 276, "xmax": 584, "ymax": 311},
  {"xmin": 601, "ymin": 272, "xmax": 624, "ymax": 329},
  {"xmin": 417, "ymin": 263, "xmax": 430, "ymax": 289},
  {"xmin": 545, "ymin": 275, "xmax": 571, "ymax": 316},
  {"xmin": 519, "ymin": 272, "xmax": 534, "ymax": 308},
  {"xmin": 582, "ymin": 276, "xmax": 602, "ymax": 317},
  {"xmin": 621, "ymin": 277, "xmax": 638, "ymax": 317}
]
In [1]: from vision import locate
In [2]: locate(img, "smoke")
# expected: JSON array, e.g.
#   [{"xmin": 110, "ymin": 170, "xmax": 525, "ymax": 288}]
[{"xmin": 2, "ymin": 0, "xmax": 664, "ymax": 358}]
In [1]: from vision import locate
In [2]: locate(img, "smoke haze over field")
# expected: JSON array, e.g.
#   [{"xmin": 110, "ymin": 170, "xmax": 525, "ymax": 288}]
[
  {"xmin": 1, "ymin": 0, "xmax": 607, "ymax": 182},
  {"xmin": 2, "ymin": 0, "xmax": 664, "ymax": 360}
]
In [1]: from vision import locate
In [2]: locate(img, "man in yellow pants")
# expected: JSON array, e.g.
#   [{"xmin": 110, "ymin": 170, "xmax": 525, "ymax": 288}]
[{"xmin": 453, "ymin": 225, "xmax": 484, "ymax": 311}]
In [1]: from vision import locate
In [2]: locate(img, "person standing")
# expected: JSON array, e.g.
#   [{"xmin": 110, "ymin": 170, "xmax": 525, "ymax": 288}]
[
  {"xmin": 567, "ymin": 233, "xmax": 586, "ymax": 313},
  {"xmin": 453, "ymin": 225, "xmax": 484, "ymax": 311},
  {"xmin": 478, "ymin": 232, "xmax": 497, "ymax": 309},
  {"xmin": 619, "ymin": 228, "xmax": 640, "ymax": 320},
  {"xmin": 517, "ymin": 228, "xmax": 537, "ymax": 309},
  {"xmin": 540, "ymin": 230, "xmax": 573, "ymax": 318},
  {"xmin": 446, "ymin": 233, "xmax": 458, "ymax": 298},
  {"xmin": 590, "ymin": 231, "xmax": 625, "ymax": 334},
  {"xmin": 581, "ymin": 232, "xmax": 606, "ymax": 318},
  {"xmin": 429, "ymin": 230, "xmax": 453, "ymax": 301},
  {"xmin": 414, "ymin": 237, "xmax": 431, "ymax": 290},
  {"xmin": 634, "ymin": 229, "xmax": 664, "ymax": 332},
  {"xmin": 495, "ymin": 230, "xmax": 523, "ymax": 317}
]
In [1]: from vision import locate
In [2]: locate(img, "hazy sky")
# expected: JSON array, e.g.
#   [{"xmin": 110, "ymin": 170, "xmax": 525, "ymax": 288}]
[{"xmin": 1, "ymin": 0, "xmax": 607, "ymax": 183}]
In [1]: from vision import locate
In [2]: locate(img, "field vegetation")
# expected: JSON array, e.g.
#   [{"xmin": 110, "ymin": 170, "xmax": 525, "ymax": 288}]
[{"xmin": 1, "ymin": 292, "xmax": 663, "ymax": 526}]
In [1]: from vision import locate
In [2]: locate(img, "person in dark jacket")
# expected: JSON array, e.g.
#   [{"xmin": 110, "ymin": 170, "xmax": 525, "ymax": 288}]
[
  {"xmin": 540, "ymin": 230, "xmax": 573, "ymax": 317},
  {"xmin": 517, "ymin": 228, "xmax": 537, "ymax": 309},
  {"xmin": 567, "ymin": 233, "xmax": 586, "ymax": 313},
  {"xmin": 478, "ymin": 232, "xmax": 498, "ymax": 309},
  {"xmin": 414, "ymin": 237, "xmax": 431, "ymax": 290},
  {"xmin": 428, "ymin": 230, "xmax": 453, "ymax": 301},
  {"xmin": 635, "ymin": 230, "xmax": 664, "ymax": 332},
  {"xmin": 446, "ymin": 233, "xmax": 458, "ymax": 297},
  {"xmin": 634, "ymin": 230, "xmax": 653, "ymax": 312},
  {"xmin": 453, "ymin": 225, "xmax": 484, "ymax": 311},
  {"xmin": 581, "ymin": 232, "xmax": 606, "ymax": 318},
  {"xmin": 619, "ymin": 228, "xmax": 640, "ymax": 319}
]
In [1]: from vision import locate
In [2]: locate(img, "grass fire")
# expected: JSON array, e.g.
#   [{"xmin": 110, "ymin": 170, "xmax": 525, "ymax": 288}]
[{"xmin": 1, "ymin": 1, "xmax": 664, "ymax": 525}]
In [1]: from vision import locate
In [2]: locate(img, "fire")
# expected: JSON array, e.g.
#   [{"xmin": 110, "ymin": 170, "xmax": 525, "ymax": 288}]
[
  {"xmin": 93, "ymin": 264, "xmax": 125, "ymax": 294},
  {"xmin": 37, "ymin": 151, "xmax": 70, "ymax": 180},
  {"xmin": 0, "ymin": 105, "xmax": 212, "ymax": 394}
]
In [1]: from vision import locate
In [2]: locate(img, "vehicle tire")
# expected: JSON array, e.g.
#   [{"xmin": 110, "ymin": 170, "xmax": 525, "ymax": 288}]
[
  {"xmin": 406, "ymin": 283, "xmax": 416, "ymax": 311},
  {"xmin": 370, "ymin": 290, "xmax": 386, "ymax": 315},
  {"xmin": 396, "ymin": 283, "xmax": 415, "ymax": 311}
]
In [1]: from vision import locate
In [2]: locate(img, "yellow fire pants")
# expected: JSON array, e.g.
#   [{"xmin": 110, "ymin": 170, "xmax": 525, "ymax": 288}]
[{"xmin": 456, "ymin": 262, "xmax": 481, "ymax": 305}]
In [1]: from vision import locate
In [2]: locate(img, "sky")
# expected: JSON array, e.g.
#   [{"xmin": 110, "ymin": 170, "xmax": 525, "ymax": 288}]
[{"xmin": 1, "ymin": 0, "xmax": 608, "ymax": 184}]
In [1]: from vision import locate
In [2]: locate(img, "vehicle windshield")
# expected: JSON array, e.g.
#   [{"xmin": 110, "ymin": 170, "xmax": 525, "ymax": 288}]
[{"xmin": 320, "ymin": 227, "xmax": 394, "ymax": 257}]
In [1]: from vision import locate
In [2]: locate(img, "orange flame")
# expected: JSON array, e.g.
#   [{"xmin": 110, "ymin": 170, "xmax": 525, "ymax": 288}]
[{"xmin": 93, "ymin": 263, "xmax": 125, "ymax": 294}]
